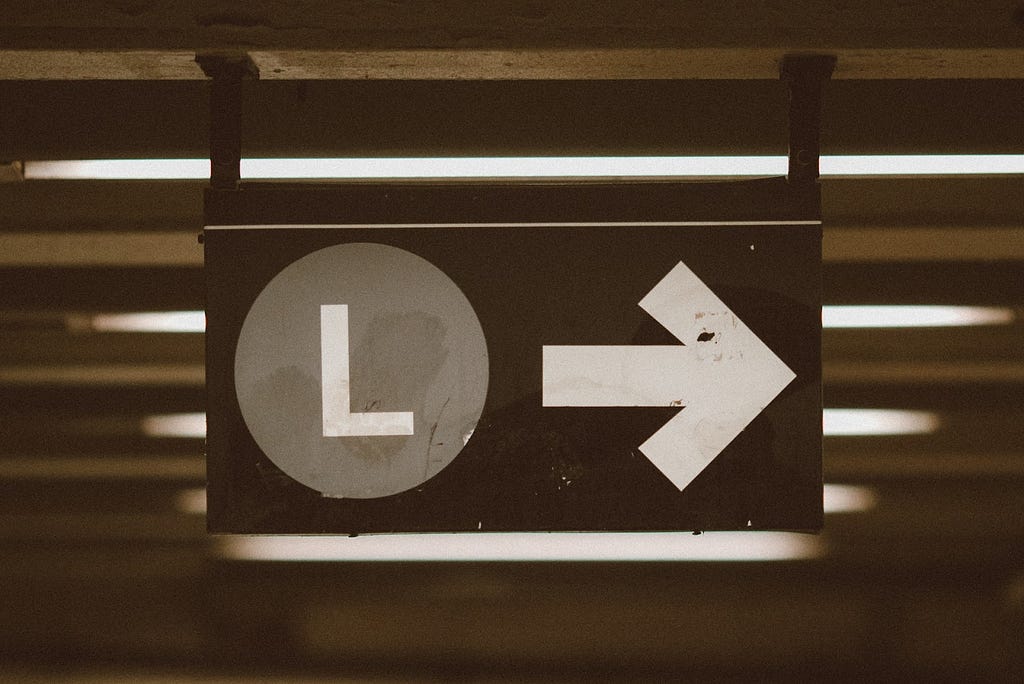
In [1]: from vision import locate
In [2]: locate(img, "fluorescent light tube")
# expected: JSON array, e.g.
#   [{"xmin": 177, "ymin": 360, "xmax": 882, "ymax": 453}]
[
  {"xmin": 22, "ymin": 155, "xmax": 1024, "ymax": 180},
  {"xmin": 820, "ymin": 154, "xmax": 1024, "ymax": 176},
  {"xmin": 175, "ymin": 487, "xmax": 208, "ymax": 515},
  {"xmin": 823, "ymin": 408, "xmax": 939, "ymax": 437},
  {"xmin": 150, "ymin": 409, "xmax": 937, "ymax": 439},
  {"xmin": 23, "ymin": 156, "xmax": 785, "ymax": 180},
  {"xmin": 184, "ymin": 484, "xmax": 870, "ymax": 517},
  {"xmin": 140, "ymin": 412, "xmax": 206, "ymax": 439},
  {"xmin": 89, "ymin": 311, "xmax": 205, "ymax": 333},
  {"xmin": 823, "ymin": 305, "xmax": 1014, "ymax": 328},
  {"xmin": 81, "ymin": 305, "xmax": 1019, "ymax": 334},
  {"xmin": 822, "ymin": 484, "xmax": 877, "ymax": 514},
  {"xmin": 217, "ymin": 531, "xmax": 822, "ymax": 562},
  {"xmin": 25, "ymin": 158, "xmax": 209, "ymax": 180},
  {"xmin": 240, "ymin": 156, "xmax": 788, "ymax": 179}
]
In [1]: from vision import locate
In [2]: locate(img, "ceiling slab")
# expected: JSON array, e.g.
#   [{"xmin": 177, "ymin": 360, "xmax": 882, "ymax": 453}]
[
  {"xmin": 2, "ymin": 1, "xmax": 1024, "ymax": 79},
  {"xmin": 3, "ymin": 48, "xmax": 1024, "ymax": 80},
  {"xmin": 3, "ymin": 1, "xmax": 1023, "ymax": 50},
  {"xmin": 2, "ymin": 80, "xmax": 1022, "ymax": 159},
  {"xmin": 3, "ymin": 224, "xmax": 1023, "ymax": 267}
]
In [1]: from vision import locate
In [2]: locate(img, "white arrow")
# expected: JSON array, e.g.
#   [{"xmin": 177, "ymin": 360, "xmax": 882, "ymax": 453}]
[{"xmin": 542, "ymin": 262, "xmax": 796, "ymax": 491}]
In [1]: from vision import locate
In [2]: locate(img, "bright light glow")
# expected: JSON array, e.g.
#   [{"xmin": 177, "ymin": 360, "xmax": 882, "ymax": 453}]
[
  {"xmin": 89, "ymin": 311, "xmax": 205, "ymax": 333},
  {"xmin": 823, "ymin": 408, "xmax": 939, "ymax": 437},
  {"xmin": 25, "ymin": 156, "xmax": 784, "ymax": 179},
  {"xmin": 81, "ymin": 306, "xmax": 1018, "ymax": 334},
  {"xmin": 242, "ymin": 156, "xmax": 789, "ymax": 179},
  {"xmin": 820, "ymin": 154, "xmax": 1024, "ymax": 176},
  {"xmin": 141, "ymin": 412, "xmax": 206, "ymax": 439},
  {"xmin": 822, "ymin": 484, "xmax": 877, "ymax": 514},
  {"xmin": 217, "ymin": 532, "xmax": 822, "ymax": 562},
  {"xmin": 823, "ymin": 305, "xmax": 1014, "ymax": 328},
  {"xmin": 188, "ymin": 486, "xmax": 868, "ymax": 518},
  {"xmin": 26, "ymin": 158, "xmax": 210, "ymax": 180},
  {"xmin": 149, "ymin": 409, "xmax": 939, "ymax": 439},
  {"xmin": 175, "ymin": 487, "xmax": 207, "ymax": 515},
  {"xmin": 22, "ymin": 155, "xmax": 1024, "ymax": 181}
]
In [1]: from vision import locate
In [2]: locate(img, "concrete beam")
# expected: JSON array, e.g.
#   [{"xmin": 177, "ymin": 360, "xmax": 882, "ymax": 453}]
[
  {"xmin": 3, "ymin": 1, "xmax": 1023, "ymax": 50},
  {"xmin": 3, "ymin": 48, "xmax": 1024, "ymax": 80},
  {"xmin": 1, "ymin": 1, "xmax": 1023, "ymax": 79},
  {"xmin": 2, "ymin": 225, "xmax": 1022, "ymax": 267},
  {"xmin": 0, "ymin": 231, "xmax": 201, "ymax": 266}
]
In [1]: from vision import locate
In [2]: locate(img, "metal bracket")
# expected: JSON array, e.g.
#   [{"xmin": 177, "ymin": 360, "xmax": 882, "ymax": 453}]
[
  {"xmin": 196, "ymin": 52, "xmax": 259, "ymax": 190},
  {"xmin": 780, "ymin": 55, "xmax": 836, "ymax": 185},
  {"xmin": 0, "ymin": 161, "xmax": 25, "ymax": 183}
]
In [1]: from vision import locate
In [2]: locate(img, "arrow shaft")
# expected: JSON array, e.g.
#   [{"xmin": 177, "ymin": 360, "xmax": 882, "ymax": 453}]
[{"xmin": 543, "ymin": 345, "xmax": 699, "ymax": 407}]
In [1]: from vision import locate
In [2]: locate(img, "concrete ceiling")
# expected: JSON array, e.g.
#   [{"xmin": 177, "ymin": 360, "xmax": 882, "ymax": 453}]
[{"xmin": 1, "ymin": 0, "xmax": 1024, "ymax": 78}]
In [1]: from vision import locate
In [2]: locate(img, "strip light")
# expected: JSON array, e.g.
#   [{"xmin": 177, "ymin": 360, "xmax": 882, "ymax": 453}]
[
  {"xmin": 175, "ymin": 487, "xmax": 208, "ymax": 515},
  {"xmin": 189, "ymin": 480, "xmax": 864, "ymax": 560},
  {"xmin": 823, "ymin": 409, "xmax": 939, "ymax": 436},
  {"xmin": 143, "ymin": 409, "xmax": 935, "ymax": 440},
  {"xmin": 90, "ymin": 311, "xmax": 205, "ymax": 333},
  {"xmin": 22, "ymin": 155, "xmax": 1024, "ymax": 180},
  {"xmin": 140, "ymin": 412, "xmax": 206, "ymax": 439},
  {"xmin": 216, "ymin": 531, "xmax": 822, "ymax": 562},
  {"xmin": 821, "ymin": 154, "xmax": 1024, "ymax": 176},
  {"xmin": 92, "ymin": 305, "xmax": 1013, "ymax": 335},
  {"xmin": 179, "ymin": 483, "xmax": 874, "ymax": 517},
  {"xmin": 823, "ymin": 305, "xmax": 1014, "ymax": 328},
  {"xmin": 821, "ymin": 484, "xmax": 877, "ymax": 514},
  {"xmin": 27, "ymin": 159, "xmax": 210, "ymax": 180}
]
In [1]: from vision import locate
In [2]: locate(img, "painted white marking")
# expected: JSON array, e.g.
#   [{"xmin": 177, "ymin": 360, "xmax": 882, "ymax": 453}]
[
  {"xmin": 320, "ymin": 304, "xmax": 414, "ymax": 437},
  {"xmin": 543, "ymin": 262, "xmax": 796, "ymax": 491}
]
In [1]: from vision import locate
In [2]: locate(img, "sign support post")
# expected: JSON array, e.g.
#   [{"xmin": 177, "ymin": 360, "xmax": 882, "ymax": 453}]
[
  {"xmin": 196, "ymin": 52, "xmax": 258, "ymax": 191},
  {"xmin": 781, "ymin": 54, "xmax": 836, "ymax": 185}
]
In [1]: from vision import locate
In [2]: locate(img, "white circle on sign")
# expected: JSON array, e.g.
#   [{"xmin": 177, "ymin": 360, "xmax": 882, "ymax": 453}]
[{"xmin": 234, "ymin": 242, "xmax": 489, "ymax": 499}]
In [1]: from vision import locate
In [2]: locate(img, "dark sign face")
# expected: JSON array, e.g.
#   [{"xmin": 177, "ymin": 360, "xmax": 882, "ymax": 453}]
[{"xmin": 205, "ymin": 179, "xmax": 822, "ymax": 533}]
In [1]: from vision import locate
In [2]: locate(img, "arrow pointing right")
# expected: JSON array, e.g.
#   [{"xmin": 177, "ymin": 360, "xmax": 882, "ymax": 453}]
[{"xmin": 542, "ymin": 262, "xmax": 796, "ymax": 491}]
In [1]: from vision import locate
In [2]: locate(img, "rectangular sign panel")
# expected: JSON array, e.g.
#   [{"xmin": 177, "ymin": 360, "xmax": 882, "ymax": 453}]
[{"xmin": 205, "ymin": 178, "xmax": 822, "ymax": 533}]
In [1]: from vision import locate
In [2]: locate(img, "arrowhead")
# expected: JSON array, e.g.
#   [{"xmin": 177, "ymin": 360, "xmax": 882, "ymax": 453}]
[{"xmin": 637, "ymin": 262, "xmax": 796, "ymax": 491}]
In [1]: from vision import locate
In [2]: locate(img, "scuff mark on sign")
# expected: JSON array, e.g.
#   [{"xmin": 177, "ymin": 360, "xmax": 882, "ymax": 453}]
[{"xmin": 423, "ymin": 396, "xmax": 452, "ymax": 478}]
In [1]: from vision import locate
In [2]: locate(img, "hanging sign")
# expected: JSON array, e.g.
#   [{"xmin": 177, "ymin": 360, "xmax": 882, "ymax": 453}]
[{"xmin": 205, "ymin": 178, "xmax": 822, "ymax": 533}]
